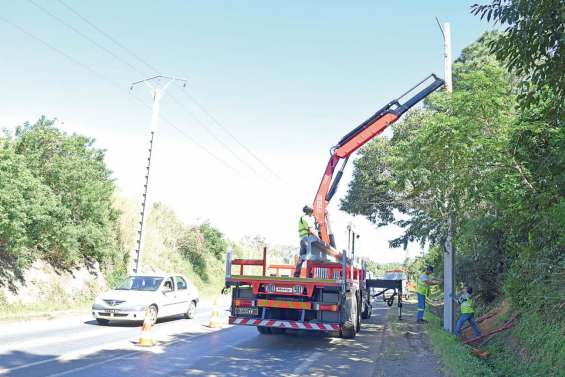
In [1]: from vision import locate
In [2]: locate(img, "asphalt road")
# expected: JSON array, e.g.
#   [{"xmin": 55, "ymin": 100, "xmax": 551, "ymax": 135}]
[{"xmin": 0, "ymin": 298, "xmax": 445, "ymax": 377}]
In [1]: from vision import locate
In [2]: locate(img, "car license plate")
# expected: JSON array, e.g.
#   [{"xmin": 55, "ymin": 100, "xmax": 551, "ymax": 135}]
[
  {"xmin": 103, "ymin": 309, "xmax": 119, "ymax": 313},
  {"xmin": 275, "ymin": 286, "xmax": 293, "ymax": 293},
  {"xmin": 235, "ymin": 307, "xmax": 258, "ymax": 316}
]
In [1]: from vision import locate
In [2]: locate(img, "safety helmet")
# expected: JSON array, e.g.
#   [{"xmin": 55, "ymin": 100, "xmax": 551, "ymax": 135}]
[{"xmin": 303, "ymin": 205, "xmax": 313, "ymax": 214}]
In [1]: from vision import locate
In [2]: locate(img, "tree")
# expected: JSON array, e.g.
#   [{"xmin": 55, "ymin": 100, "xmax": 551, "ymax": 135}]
[
  {"xmin": 0, "ymin": 138, "xmax": 57, "ymax": 271},
  {"xmin": 199, "ymin": 221, "xmax": 227, "ymax": 260},
  {"xmin": 0, "ymin": 117, "xmax": 118, "ymax": 269},
  {"xmin": 341, "ymin": 33, "xmax": 519, "ymax": 301},
  {"xmin": 472, "ymin": 0, "xmax": 564, "ymax": 111}
]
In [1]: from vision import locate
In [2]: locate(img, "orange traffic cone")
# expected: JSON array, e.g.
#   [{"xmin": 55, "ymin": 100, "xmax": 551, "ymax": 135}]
[
  {"xmin": 208, "ymin": 296, "xmax": 222, "ymax": 328},
  {"xmin": 138, "ymin": 310, "xmax": 156, "ymax": 346}
]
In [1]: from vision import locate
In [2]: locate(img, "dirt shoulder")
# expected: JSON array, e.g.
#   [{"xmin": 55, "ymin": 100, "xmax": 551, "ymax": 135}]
[{"xmin": 368, "ymin": 298, "xmax": 446, "ymax": 377}]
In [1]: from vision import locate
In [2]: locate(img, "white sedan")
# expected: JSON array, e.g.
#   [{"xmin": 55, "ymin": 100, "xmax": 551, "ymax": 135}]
[{"xmin": 92, "ymin": 274, "xmax": 199, "ymax": 325}]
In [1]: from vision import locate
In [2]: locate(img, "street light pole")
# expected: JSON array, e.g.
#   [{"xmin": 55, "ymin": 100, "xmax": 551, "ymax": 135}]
[
  {"xmin": 130, "ymin": 75, "xmax": 187, "ymax": 274},
  {"xmin": 436, "ymin": 18, "xmax": 455, "ymax": 333}
]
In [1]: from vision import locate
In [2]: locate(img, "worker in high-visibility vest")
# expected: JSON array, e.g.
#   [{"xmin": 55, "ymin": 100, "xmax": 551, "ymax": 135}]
[
  {"xmin": 455, "ymin": 286, "xmax": 481, "ymax": 338},
  {"xmin": 416, "ymin": 265, "xmax": 439, "ymax": 323},
  {"xmin": 294, "ymin": 205, "xmax": 318, "ymax": 277}
]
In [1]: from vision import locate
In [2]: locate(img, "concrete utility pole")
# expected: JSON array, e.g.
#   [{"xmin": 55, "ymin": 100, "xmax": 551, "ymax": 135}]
[
  {"xmin": 437, "ymin": 18, "xmax": 455, "ymax": 333},
  {"xmin": 129, "ymin": 75, "xmax": 187, "ymax": 274}
]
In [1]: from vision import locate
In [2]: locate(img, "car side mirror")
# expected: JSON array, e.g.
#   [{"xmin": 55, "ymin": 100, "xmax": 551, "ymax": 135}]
[{"xmin": 162, "ymin": 286, "xmax": 172, "ymax": 294}]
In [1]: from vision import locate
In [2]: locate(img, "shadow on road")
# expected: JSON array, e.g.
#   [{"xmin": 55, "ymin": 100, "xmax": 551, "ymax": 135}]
[{"xmin": 1, "ymin": 300, "xmax": 444, "ymax": 377}]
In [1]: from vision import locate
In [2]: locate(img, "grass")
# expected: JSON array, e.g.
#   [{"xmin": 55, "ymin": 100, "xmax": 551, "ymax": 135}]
[
  {"xmin": 0, "ymin": 281, "xmax": 95, "ymax": 321},
  {"xmin": 0, "ymin": 300, "xmax": 91, "ymax": 322},
  {"xmin": 483, "ymin": 311, "xmax": 565, "ymax": 377},
  {"xmin": 425, "ymin": 303, "xmax": 564, "ymax": 377},
  {"xmin": 425, "ymin": 312, "xmax": 497, "ymax": 377}
]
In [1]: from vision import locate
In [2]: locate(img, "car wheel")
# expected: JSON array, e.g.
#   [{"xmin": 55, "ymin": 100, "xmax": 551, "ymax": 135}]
[
  {"xmin": 96, "ymin": 318, "xmax": 109, "ymax": 325},
  {"xmin": 147, "ymin": 305, "xmax": 158, "ymax": 325},
  {"xmin": 185, "ymin": 300, "xmax": 197, "ymax": 319}
]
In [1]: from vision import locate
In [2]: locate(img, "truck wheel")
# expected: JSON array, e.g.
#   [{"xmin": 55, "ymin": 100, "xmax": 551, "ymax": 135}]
[
  {"xmin": 356, "ymin": 294, "xmax": 361, "ymax": 333},
  {"xmin": 257, "ymin": 326, "xmax": 271, "ymax": 335},
  {"xmin": 361, "ymin": 301, "xmax": 372, "ymax": 319},
  {"xmin": 340, "ymin": 292, "xmax": 357, "ymax": 339}
]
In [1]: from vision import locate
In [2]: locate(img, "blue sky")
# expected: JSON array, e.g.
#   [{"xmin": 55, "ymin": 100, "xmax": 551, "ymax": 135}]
[{"xmin": 1, "ymin": 1, "xmax": 491, "ymax": 263}]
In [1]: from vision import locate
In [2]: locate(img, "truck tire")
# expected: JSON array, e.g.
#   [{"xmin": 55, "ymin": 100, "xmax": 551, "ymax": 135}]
[
  {"xmin": 257, "ymin": 326, "xmax": 271, "ymax": 335},
  {"xmin": 356, "ymin": 293, "xmax": 361, "ymax": 333},
  {"xmin": 361, "ymin": 299, "xmax": 372, "ymax": 319},
  {"xmin": 340, "ymin": 292, "xmax": 357, "ymax": 339},
  {"xmin": 270, "ymin": 327, "xmax": 285, "ymax": 335}
]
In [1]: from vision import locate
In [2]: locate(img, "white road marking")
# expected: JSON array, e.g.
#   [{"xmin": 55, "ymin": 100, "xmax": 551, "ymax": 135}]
[
  {"xmin": 0, "ymin": 316, "xmax": 91, "ymax": 338},
  {"xmin": 0, "ymin": 327, "xmax": 124, "ymax": 354},
  {"xmin": 0, "ymin": 322, "xmax": 232, "ymax": 376},
  {"xmin": 44, "ymin": 352, "xmax": 139, "ymax": 377},
  {"xmin": 0, "ymin": 338, "xmax": 132, "ymax": 375},
  {"xmin": 292, "ymin": 351, "xmax": 323, "ymax": 375}
]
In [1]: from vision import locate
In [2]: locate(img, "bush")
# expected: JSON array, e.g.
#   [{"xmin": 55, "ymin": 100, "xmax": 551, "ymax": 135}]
[{"xmin": 1, "ymin": 118, "xmax": 118, "ymax": 287}]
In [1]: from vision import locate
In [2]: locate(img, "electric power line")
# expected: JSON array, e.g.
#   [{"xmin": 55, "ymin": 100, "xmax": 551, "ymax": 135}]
[
  {"xmin": 0, "ymin": 15, "xmax": 240, "ymax": 174},
  {"xmin": 55, "ymin": 0, "xmax": 281, "ymax": 181},
  {"xmin": 27, "ymin": 0, "xmax": 146, "ymax": 77},
  {"xmin": 56, "ymin": 0, "xmax": 160, "ymax": 74},
  {"xmin": 182, "ymin": 90, "xmax": 283, "ymax": 181},
  {"xmin": 167, "ymin": 93, "xmax": 262, "ymax": 177},
  {"xmin": 52, "ymin": 0, "xmax": 265, "ymax": 178}
]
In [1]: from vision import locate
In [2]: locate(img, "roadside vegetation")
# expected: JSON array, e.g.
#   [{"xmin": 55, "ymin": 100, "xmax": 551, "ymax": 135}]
[
  {"xmin": 0, "ymin": 117, "xmax": 275, "ymax": 315},
  {"xmin": 342, "ymin": 1, "xmax": 563, "ymax": 375}
]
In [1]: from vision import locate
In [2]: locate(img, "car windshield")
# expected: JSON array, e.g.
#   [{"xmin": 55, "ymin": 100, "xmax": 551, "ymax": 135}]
[{"xmin": 115, "ymin": 276, "xmax": 164, "ymax": 291}]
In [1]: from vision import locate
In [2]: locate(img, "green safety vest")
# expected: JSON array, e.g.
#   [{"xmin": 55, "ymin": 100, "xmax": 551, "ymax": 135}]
[
  {"xmin": 416, "ymin": 274, "xmax": 431, "ymax": 296},
  {"xmin": 461, "ymin": 297, "xmax": 475, "ymax": 314},
  {"xmin": 298, "ymin": 216, "xmax": 310, "ymax": 238}
]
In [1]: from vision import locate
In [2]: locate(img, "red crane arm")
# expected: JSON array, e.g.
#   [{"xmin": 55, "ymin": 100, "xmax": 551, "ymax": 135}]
[{"xmin": 312, "ymin": 74, "xmax": 445, "ymax": 250}]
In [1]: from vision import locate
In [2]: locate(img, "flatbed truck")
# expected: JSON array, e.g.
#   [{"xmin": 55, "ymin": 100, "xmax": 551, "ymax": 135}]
[{"xmin": 224, "ymin": 74, "xmax": 444, "ymax": 338}]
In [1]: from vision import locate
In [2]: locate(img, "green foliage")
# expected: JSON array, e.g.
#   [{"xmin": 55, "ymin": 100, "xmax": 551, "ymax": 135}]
[
  {"xmin": 363, "ymin": 259, "xmax": 403, "ymax": 278},
  {"xmin": 0, "ymin": 117, "xmax": 118, "ymax": 288},
  {"xmin": 342, "ymin": 23, "xmax": 563, "ymax": 376},
  {"xmin": 199, "ymin": 221, "xmax": 227, "ymax": 260},
  {"xmin": 138, "ymin": 202, "xmax": 229, "ymax": 294},
  {"xmin": 485, "ymin": 311, "xmax": 565, "ymax": 377},
  {"xmin": 426, "ymin": 314, "xmax": 497, "ymax": 377},
  {"xmin": 472, "ymin": 0, "xmax": 564, "ymax": 109},
  {"xmin": 0, "ymin": 138, "xmax": 56, "ymax": 268}
]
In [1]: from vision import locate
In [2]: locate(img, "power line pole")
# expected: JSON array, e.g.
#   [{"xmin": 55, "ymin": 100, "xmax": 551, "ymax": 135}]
[
  {"xmin": 437, "ymin": 18, "xmax": 455, "ymax": 334},
  {"xmin": 130, "ymin": 75, "xmax": 187, "ymax": 274}
]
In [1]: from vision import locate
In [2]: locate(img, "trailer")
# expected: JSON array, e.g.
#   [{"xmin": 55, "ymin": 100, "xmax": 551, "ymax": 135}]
[{"xmin": 223, "ymin": 74, "xmax": 444, "ymax": 338}]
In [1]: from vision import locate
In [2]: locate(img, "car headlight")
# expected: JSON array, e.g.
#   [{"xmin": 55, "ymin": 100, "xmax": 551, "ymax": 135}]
[{"xmin": 94, "ymin": 297, "xmax": 105, "ymax": 306}]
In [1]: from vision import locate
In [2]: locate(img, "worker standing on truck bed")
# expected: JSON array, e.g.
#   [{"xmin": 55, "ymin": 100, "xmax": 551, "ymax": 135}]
[
  {"xmin": 294, "ymin": 205, "xmax": 319, "ymax": 277},
  {"xmin": 455, "ymin": 286, "xmax": 481, "ymax": 338},
  {"xmin": 416, "ymin": 265, "xmax": 439, "ymax": 323}
]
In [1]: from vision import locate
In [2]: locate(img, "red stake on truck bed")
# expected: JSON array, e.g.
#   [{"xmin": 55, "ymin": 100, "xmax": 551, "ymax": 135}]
[{"xmin": 224, "ymin": 74, "xmax": 445, "ymax": 339}]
